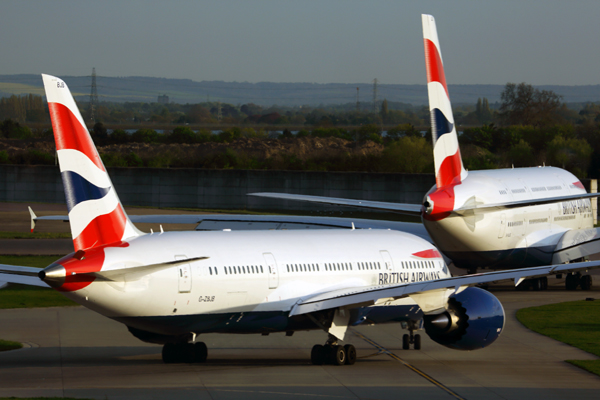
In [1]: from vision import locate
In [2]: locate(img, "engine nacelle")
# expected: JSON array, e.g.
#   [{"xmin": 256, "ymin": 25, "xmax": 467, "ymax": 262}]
[{"xmin": 423, "ymin": 287, "xmax": 505, "ymax": 350}]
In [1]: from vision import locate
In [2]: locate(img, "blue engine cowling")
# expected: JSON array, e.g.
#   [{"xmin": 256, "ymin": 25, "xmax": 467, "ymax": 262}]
[{"xmin": 423, "ymin": 286, "xmax": 505, "ymax": 350}]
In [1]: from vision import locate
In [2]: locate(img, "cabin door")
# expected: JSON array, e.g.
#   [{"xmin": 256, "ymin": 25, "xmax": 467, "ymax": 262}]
[
  {"xmin": 175, "ymin": 255, "xmax": 192, "ymax": 293},
  {"xmin": 263, "ymin": 253, "xmax": 279, "ymax": 289},
  {"xmin": 380, "ymin": 250, "xmax": 394, "ymax": 271}
]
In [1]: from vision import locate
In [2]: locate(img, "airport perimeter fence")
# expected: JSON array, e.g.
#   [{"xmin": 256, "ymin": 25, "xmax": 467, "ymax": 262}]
[{"xmin": 0, "ymin": 165, "xmax": 435, "ymax": 213}]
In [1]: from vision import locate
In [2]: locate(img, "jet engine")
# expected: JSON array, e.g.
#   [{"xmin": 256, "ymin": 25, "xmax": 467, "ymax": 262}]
[{"xmin": 423, "ymin": 287, "xmax": 504, "ymax": 350}]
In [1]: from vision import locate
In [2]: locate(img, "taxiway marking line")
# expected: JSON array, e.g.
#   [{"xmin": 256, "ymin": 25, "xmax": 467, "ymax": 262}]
[{"xmin": 352, "ymin": 329, "xmax": 466, "ymax": 400}]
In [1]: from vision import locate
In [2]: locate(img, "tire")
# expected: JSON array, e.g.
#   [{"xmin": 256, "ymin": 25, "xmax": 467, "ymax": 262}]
[
  {"xmin": 344, "ymin": 344, "xmax": 356, "ymax": 365},
  {"xmin": 162, "ymin": 343, "xmax": 177, "ymax": 364},
  {"xmin": 311, "ymin": 345, "xmax": 325, "ymax": 365},
  {"xmin": 402, "ymin": 334, "xmax": 410, "ymax": 350},
  {"xmin": 541, "ymin": 277, "xmax": 548, "ymax": 290},
  {"xmin": 331, "ymin": 345, "xmax": 346, "ymax": 365},
  {"xmin": 581, "ymin": 275, "xmax": 593, "ymax": 291},
  {"xmin": 193, "ymin": 342, "xmax": 208, "ymax": 363},
  {"xmin": 566, "ymin": 274, "xmax": 578, "ymax": 291},
  {"xmin": 181, "ymin": 343, "xmax": 195, "ymax": 363},
  {"xmin": 414, "ymin": 334, "xmax": 421, "ymax": 350}
]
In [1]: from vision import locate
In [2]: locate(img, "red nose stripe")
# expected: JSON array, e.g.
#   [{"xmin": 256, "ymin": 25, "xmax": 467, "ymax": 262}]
[{"xmin": 412, "ymin": 249, "xmax": 442, "ymax": 259}]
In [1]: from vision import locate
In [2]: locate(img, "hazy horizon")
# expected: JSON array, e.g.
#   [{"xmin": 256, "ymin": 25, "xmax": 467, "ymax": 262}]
[{"xmin": 2, "ymin": 1, "xmax": 600, "ymax": 87}]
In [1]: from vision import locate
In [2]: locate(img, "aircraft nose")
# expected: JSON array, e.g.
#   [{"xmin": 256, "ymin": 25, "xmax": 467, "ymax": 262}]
[{"xmin": 39, "ymin": 263, "xmax": 66, "ymax": 288}]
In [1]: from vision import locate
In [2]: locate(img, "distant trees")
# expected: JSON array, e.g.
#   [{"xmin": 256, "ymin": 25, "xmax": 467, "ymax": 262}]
[
  {"xmin": 0, "ymin": 94, "xmax": 46, "ymax": 123},
  {"xmin": 499, "ymin": 83, "xmax": 563, "ymax": 126}
]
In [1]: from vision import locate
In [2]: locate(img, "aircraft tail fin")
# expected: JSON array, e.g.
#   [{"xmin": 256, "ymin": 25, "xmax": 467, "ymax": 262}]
[
  {"xmin": 422, "ymin": 14, "xmax": 467, "ymax": 188},
  {"xmin": 42, "ymin": 74, "xmax": 141, "ymax": 251}
]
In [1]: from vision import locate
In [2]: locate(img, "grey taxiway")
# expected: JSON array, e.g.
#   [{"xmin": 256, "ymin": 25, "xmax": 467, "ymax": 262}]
[{"xmin": 0, "ymin": 203, "xmax": 599, "ymax": 399}]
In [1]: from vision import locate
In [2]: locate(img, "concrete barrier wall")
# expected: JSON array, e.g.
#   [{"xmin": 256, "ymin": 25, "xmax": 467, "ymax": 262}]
[{"xmin": 0, "ymin": 165, "xmax": 436, "ymax": 212}]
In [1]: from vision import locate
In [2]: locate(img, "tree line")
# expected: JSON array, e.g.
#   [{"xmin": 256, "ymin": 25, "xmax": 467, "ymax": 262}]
[{"xmin": 1, "ymin": 83, "xmax": 600, "ymax": 179}]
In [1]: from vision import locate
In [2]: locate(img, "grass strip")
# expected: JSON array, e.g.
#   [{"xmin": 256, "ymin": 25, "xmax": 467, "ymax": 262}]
[
  {"xmin": 0, "ymin": 339, "xmax": 22, "ymax": 351},
  {"xmin": 0, "ymin": 398, "xmax": 91, "ymax": 400},
  {"xmin": 0, "ymin": 231, "xmax": 71, "ymax": 239},
  {"xmin": 516, "ymin": 299, "xmax": 600, "ymax": 376}
]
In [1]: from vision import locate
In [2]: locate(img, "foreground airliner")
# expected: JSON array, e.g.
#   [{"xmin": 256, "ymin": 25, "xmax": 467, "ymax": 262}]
[
  {"xmin": 252, "ymin": 14, "xmax": 600, "ymax": 291},
  {"xmin": 0, "ymin": 72, "xmax": 598, "ymax": 365}
]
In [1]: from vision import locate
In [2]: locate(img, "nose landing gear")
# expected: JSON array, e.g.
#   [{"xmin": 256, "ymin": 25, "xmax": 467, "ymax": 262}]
[
  {"xmin": 162, "ymin": 341, "xmax": 208, "ymax": 364},
  {"xmin": 402, "ymin": 322, "xmax": 421, "ymax": 350}
]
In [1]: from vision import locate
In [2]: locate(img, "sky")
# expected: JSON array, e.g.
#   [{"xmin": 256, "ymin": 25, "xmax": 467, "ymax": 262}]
[{"xmin": 2, "ymin": 0, "xmax": 600, "ymax": 86}]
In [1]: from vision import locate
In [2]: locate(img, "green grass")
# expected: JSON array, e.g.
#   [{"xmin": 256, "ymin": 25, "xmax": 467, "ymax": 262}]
[
  {"xmin": 0, "ymin": 255, "xmax": 77, "ymax": 309},
  {"xmin": 0, "ymin": 231, "xmax": 71, "ymax": 239},
  {"xmin": 517, "ymin": 300, "xmax": 600, "ymax": 376},
  {"xmin": 0, "ymin": 398, "xmax": 91, "ymax": 400},
  {"xmin": 0, "ymin": 339, "xmax": 22, "ymax": 351}
]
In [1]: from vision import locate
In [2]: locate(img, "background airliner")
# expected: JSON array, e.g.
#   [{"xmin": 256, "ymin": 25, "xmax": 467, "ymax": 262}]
[
  {"xmin": 1, "ymin": 16, "xmax": 598, "ymax": 366},
  {"xmin": 252, "ymin": 14, "xmax": 600, "ymax": 292}
]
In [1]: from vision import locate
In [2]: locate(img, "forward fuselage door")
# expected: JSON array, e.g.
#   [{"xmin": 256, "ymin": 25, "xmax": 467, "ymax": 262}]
[
  {"xmin": 498, "ymin": 213, "xmax": 506, "ymax": 239},
  {"xmin": 175, "ymin": 255, "xmax": 192, "ymax": 293},
  {"xmin": 380, "ymin": 250, "xmax": 394, "ymax": 271},
  {"xmin": 263, "ymin": 252, "xmax": 279, "ymax": 289}
]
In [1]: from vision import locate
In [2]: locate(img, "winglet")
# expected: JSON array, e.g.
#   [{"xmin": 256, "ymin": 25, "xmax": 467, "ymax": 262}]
[{"xmin": 28, "ymin": 206, "xmax": 36, "ymax": 233}]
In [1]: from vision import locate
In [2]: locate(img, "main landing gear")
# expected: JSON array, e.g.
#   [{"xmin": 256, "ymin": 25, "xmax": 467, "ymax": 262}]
[
  {"xmin": 565, "ymin": 272, "xmax": 593, "ymax": 291},
  {"xmin": 311, "ymin": 335, "xmax": 357, "ymax": 365},
  {"xmin": 162, "ymin": 342, "xmax": 207, "ymax": 364},
  {"xmin": 402, "ymin": 321, "xmax": 421, "ymax": 350},
  {"xmin": 516, "ymin": 276, "xmax": 548, "ymax": 291}
]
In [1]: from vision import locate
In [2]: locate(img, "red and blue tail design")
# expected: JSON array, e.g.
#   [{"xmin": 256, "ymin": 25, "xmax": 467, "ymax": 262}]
[
  {"xmin": 422, "ymin": 14, "xmax": 467, "ymax": 189},
  {"xmin": 42, "ymin": 74, "xmax": 141, "ymax": 251}
]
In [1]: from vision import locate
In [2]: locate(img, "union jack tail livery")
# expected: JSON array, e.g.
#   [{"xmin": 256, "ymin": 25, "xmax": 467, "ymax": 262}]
[
  {"xmin": 422, "ymin": 14, "xmax": 467, "ymax": 189},
  {"xmin": 42, "ymin": 74, "xmax": 141, "ymax": 251}
]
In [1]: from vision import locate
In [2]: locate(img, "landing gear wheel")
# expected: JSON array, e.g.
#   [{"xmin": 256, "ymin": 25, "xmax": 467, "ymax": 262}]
[
  {"xmin": 162, "ymin": 342, "xmax": 207, "ymax": 364},
  {"xmin": 344, "ymin": 344, "xmax": 356, "ymax": 365},
  {"xmin": 311, "ymin": 344, "xmax": 325, "ymax": 365},
  {"xmin": 402, "ymin": 334, "xmax": 410, "ymax": 350},
  {"xmin": 193, "ymin": 342, "xmax": 208, "ymax": 363},
  {"xmin": 331, "ymin": 345, "xmax": 346, "ymax": 365},
  {"xmin": 414, "ymin": 334, "xmax": 421, "ymax": 350},
  {"xmin": 581, "ymin": 275, "xmax": 593, "ymax": 291},
  {"xmin": 162, "ymin": 343, "xmax": 177, "ymax": 364},
  {"xmin": 566, "ymin": 273, "xmax": 579, "ymax": 290}
]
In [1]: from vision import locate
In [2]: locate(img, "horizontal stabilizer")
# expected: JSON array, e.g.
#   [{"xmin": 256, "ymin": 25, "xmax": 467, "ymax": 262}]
[
  {"xmin": 90, "ymin": 256, "xmax": 209, "ymax": 281},
  {"xmin": 249, "ymin": 193, "xmax": 423, "ymax": 216},
  {"xmin": 0, "ymin": 264, "xmax": 47, "ymax": 288}
]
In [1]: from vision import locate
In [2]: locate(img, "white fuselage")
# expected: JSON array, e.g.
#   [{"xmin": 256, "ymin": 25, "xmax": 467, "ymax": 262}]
[
  {"xmin": 424, "ymin": 166, "xmax": 593, "ymax": 270},
  {"xmin": 61, "ymin": 229, "xmax": 448, "ymax": 336}
]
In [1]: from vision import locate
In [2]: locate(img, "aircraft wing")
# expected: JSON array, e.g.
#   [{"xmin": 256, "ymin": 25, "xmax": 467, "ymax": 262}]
[
  {"xmin": 249, "ymin": 192, "xmax": 600, "ymax": 218},
  {"xmin": 552, "ymin": 227, "xmax": 600, "ymax": 264},
  {"xmin": 0, "ymin": 264, "xmax": 48, "ymax": 287},
  {"xmin": 248, "ymin": 193, "xmax": 423, "ymax": 216},
  {"xmin": 289, "ymin": 260, "xmax": 600, "ymax": 316},
  {"xmin": 30, "ymin": 211, "xmax": 431, "ymax": 241}
]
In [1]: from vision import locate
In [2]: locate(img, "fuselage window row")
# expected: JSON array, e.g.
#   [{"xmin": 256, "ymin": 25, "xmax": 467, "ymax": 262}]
[{"xmin": 222, "ymin": 265, "xmax": 264, "ymax": 275}]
